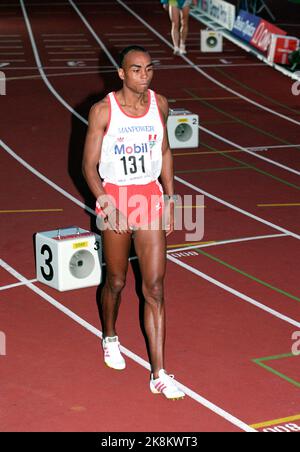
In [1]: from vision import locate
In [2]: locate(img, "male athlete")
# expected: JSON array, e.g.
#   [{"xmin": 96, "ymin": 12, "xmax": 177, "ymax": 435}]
[{"xmin": 82, "ymin": 46, "xmax": 184, "ymax": 400}]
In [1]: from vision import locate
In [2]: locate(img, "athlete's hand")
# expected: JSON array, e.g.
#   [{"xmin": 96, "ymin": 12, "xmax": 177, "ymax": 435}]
[
  {"xmin": 97, "ymin": 194, "xmax": 129, "ymax": 234},
  {"xmin": 164, "ymin": 201, "xmax": 175, "ymax": 237},
  {"xmin": 105, "ymin": 208, "xmax": 130, "ymax": 234}
]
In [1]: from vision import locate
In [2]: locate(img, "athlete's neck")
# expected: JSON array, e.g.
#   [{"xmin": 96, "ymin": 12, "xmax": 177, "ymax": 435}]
[{"xmin": 116, "ymin": 87, "xmax": 149, "ymax": 113}]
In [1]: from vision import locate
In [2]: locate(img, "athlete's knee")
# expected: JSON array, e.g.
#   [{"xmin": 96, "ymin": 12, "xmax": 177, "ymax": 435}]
[
  {"xmin": 107, "ymin": 274, "xmax": 126, "ymax": 295},
  {"xmin": 143, "ymin": 279, "xmax": 164, "ymax": 304},
  {"xmin": 181, "ymin": 19, "xmax": 188, "ymax": 32},
  {"xmin": 171, "ymin": 19, "xmax": 180, "ymax": 30}
]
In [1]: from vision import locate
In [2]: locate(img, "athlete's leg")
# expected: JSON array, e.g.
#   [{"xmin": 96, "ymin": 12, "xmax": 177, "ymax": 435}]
[
  {"xmin": 180, "ymin": 6, "xmax": 191, "ymax": 50},
  {"xmin": 133, "ymin": 225, "xmax": 167, "ymax": 378},
  {"xmin": 169, "ymin": 5, "xmax": 180, "ymax": 51},
  {"xmin": 100, "ymin": 229, "xmax": 132, "ymax": 338}
]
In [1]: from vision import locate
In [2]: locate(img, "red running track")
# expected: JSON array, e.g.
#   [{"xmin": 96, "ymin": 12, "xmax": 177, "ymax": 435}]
[{"xmin": 0, "ymin": 0, "xmax": 300, "ymax": 432}]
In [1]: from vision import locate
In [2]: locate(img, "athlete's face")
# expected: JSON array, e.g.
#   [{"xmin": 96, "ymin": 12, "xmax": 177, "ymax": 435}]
[{"xmin": 118, "ymin": 51, "xmax": 154, "ymax": 94}]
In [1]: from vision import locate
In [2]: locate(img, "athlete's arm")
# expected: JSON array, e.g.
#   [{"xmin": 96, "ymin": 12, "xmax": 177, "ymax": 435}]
[
  {"xmin": 157, "ymin": 94, "xmax": 174, "ymax": 197},
  {"xmin": 82, "ymin": 99, "xmax": 108, "ymax": 202},
  {"xmin": 157, "ymin": 94, "xmax": 175, "ymax": 236}
]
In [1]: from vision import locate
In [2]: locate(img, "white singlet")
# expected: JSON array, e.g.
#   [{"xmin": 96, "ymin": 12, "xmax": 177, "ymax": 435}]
[{"xmin": 99, "ymin": 90, "xmax": 164, "ymax": 186}]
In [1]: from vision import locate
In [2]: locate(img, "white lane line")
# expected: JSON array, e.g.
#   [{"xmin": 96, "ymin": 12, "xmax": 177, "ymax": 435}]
[
  {"xmin": 1, "ymin": 67, "xmax": 287, "ymax": 92},
  {"xmin": 42, "ymin": 33, "xmax": 85, "ymax": 36},
  {"xmin": 4, "ymin": 71, "xmax": 110, "ymax": 81},
  {"xmin": 19, "ymin": 0, "xmax": 88, "ymax": 124},
  {"xmin": 67, "ymin": 0, "xmax": 119, "ymax": 69},
  {"xmin": 108, "ymin": 37, "xmax": 154, "ymax": 41},
  {"xmin": 30, "ymin": 11, "xmax": 69, "ymax": 16},
  {"xmin": 195, "ymin": 55, "xmax": 247, "ymax": 61},
  {"xmin": 68, "ymin": 0, "xmax": 300, "ymax": 177},
  {"xmin": 112, "ymin": 42, "xmax": 162, "ymax": 47},
  {"xmin": 45, "ymin": 44, "xmax": 92, "ymax": 48},
  {"xmin": 200, "ymin": 126, "xmax": 300, "ymax": 177},
  {"xmin": 167, "ymin": 254, "xmax": 300, "ymax": 329},
  {"xmin": 105, "ymin": 32, "xmax": 148, "ymax": 36},
  {"xmin": 3, "ymin": 66, "xmax": 104, "ymax": 71},
  {"xmin": 43, "ymin": 38, "xmax": 89, "ymax": 42},
  {"xmin": 193, "ymin": 55, "xmax": 247, "ymax": 60},
  {"xmin": 142, "ymin": 50, "xmax": 167, "ymax": 53},
  {"xmin": 50, "ymin": 58, "xmax": 99, "ymax": 61},
  {"xmin": 175, "ymin": 176, "xmax": 300, "ymax": 240},
  {"xmin": 0, "ymin": 279, "xmax": 38, "ymax": 291},
  {"xmin": 167, "ymin": 233, "xmax": 287, "ymax": 255},
  {"xmin": 177, "ymin": 63, "xmax": 264, "ymax": 68},
  {"xmin": 173, "ymin": 143, "xmax": 300, "ymax": 152},
  {"xmin": 48, "ymin": 51, "xmax": 96, "ymax": 54},
  {"xmin": 116, "ymin": 0, "xmax": 300, "ymax": 127},
  {"xmin": 96, "ymin": 234, "xmax": 285, "ymax": 263},
  {"xmin": 0, "ymin": 257, "xmax": 255, "ymax": 433},
  {"xmin": 247, "ymin": 144, "xmax": 300, "ymax": 151},
  {"xmin": 0, "ymin": 139, "xmax": 94, "ymax": 215},
  {"xmin": 152, "ymin": 62, "xmax": 263, "ymax": 69},
  {"xmin": 113, "ymin": 44, "xmax": 161, "ymax": 48}
]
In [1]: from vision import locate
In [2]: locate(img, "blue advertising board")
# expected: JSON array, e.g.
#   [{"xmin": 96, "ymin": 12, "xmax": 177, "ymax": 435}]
[{"xmin": 232, "ymin": 10, "xmax": 261, "ymax": 42}]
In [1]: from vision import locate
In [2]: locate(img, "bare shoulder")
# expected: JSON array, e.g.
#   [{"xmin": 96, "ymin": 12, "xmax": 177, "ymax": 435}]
[
  {"xmin": 88, "ymin": 95, "xmax": 110, "ymax": 129},
  {"xmin": 156, "ymin": 93, "xmax": 169, "ymax": 111},
  {"xmin": 155, "ymin": 93, "xmax": 169, "ymax": 122}
]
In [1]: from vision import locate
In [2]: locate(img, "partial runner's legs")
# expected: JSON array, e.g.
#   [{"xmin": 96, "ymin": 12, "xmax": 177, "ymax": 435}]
[
  {"xmin": 169, "ymin": 4, "xmax": 191, "ymax": 54},
  {"xmin": 179, "ymin": 6, "xmax": 191, "ymax": 54},
  {"xmin": 99, "ymin": 209, "xmax": 185, "ymax": 398},
  {"xmin": 100, "ymin": 229, "xmax": 132, "ymax": 338},
  {"xmin": 133, "ymin": 224, "xmax": 167, "ymax": 378},
  {"xmin": 134, "ymin": 221, "xmax": 185, "ymax": 399},
  {"xmin": 169, "ymin": 5, "xmax": 181, "ymax": 53}
]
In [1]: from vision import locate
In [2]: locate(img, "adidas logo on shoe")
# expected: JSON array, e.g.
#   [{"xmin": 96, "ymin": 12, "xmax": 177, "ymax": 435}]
[
  {"xmin": 150, "ymin": 369, "xmax": 185, "ymax": 400},
  {"xmin": 102, "ymin": 336, "xmax": 126, "ymax": 370}
]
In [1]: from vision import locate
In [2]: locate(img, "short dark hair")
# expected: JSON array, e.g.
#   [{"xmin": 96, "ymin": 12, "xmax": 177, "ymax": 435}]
[{"xmin": 118, "ymin": 45, "xmax": 150, "ymax": 68}]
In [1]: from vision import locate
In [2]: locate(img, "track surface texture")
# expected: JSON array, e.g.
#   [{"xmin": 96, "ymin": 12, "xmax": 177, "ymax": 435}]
[{"xmin": 0, "ymin": 0, "xmax": 300, "ymax": 433}]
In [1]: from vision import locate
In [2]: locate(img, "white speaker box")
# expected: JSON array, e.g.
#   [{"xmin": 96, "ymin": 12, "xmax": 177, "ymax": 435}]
[
  {"xmin": 201, "ymin": 30, "xmax": 223, "ymax": 52},
  {"xmin": 35, "ymin": 226, "xmax": 102, "ymax": 291},
  {"xmin": 167, "ymin": 109, "xmax": 199, "ymax": 149}
]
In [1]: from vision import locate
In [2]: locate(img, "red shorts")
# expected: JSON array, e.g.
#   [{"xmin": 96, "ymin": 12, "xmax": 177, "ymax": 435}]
[{"xmin": 96, "ymin": 180, "xmax": 164, "ymax": 228}]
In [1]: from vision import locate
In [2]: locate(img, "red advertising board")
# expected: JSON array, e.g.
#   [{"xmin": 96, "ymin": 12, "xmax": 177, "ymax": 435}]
[
  {"xmin": 268, "ymin": 35, "xmax": 299, "ymax": 65},
  {"xmin": 250, "ymin": 20, "xmax": 287, "ymax": 53}
]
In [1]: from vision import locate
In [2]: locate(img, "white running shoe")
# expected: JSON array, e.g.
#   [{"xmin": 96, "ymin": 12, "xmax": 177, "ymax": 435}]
[
  {"xmin": 173, "ymin": 47, "xmax": 180, "ymax": 55},
  {"xmin": 179, "ymin": 44, "xmax": 187, "ymax": 55},
  {"xmin": 150, "ymin": 369, "xmax": 185, "ymax": 400},
  {"xmin": 102, "ymin": 336, "xmax": 126, "ymax": 370}
]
